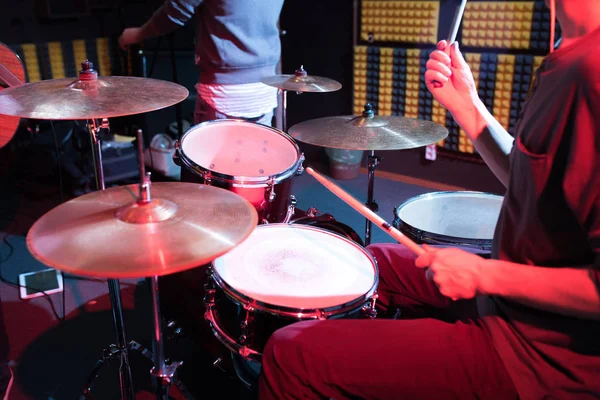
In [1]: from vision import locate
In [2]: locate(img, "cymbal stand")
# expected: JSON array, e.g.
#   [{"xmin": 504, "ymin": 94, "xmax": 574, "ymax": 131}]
[
  {"xmin": 88, "ymin": 118, "xmax": 109, "ymax": 191},
  {"xmin": 84, "ymin": 118, "xmax": 135, "ymax": 399},
  {"xmin": 135, "ymin": 128, "xmax": 183, "ymax": 399},
  {"xmin": 364, "ymin": 151, "xmax": 380, "ymax": 247},
  {"xmin": 149, "ymin": 274, "xmax": 183, "ymax": 400},
  {"xmin": 82, "ymin": 129, "xmax": 184, "ymax": 399},
  {"xmin": 278, "ymin": 66, "xmax": 307, "ymax": 132},
  {"xmin": 72, "ymin": 59, "xmax": 135, "ymax": 399},
  {"xmin": 279, "ymin": 89, "xmax": 288, "ymax": 132}
]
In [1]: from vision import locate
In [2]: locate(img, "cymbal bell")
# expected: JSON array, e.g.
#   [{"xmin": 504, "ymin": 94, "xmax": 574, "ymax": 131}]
[
  {"xmin": 0, "ymin": 60, "xmax": 189, "ymax": 120},
  {"xmin": 288, "ymin": 104, "xmax": 449, "ymax": 151},
  {"xmin": 26, "ymin": 182, "xmax": 258, "ymax": 279},
  {"xmin": 261, "ymin": 66, "xmax": 342, "ymax": 93}
]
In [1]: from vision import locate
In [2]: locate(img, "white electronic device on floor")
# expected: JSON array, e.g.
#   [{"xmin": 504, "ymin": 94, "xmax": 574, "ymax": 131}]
[{"xmin": 18, "ymin": 269, "xmax": 63, "ymax": 300}]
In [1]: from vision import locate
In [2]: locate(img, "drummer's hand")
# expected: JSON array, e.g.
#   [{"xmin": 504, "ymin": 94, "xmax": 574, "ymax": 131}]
[
  {"xmin": 118, "ymin": 27, "xmax": 142, "ymax": 51},
  {"xmin": 425, "ymin": 41, "xmax": 480, "ymax": 117},
  {"xmin": 415, "ymin": 244, "xmax": 486, "ymax": 301}
]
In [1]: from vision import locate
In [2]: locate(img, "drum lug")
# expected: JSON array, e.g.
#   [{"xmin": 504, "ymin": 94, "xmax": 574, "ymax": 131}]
[
  {"xmin": 282, "ymin": 195, "xmax": 297, "ymax": 223},
  {"xmin": 204, "ymin": 170, "xmax": 212, "ymax": 185},
  {"xmin": 203, "ymin": 288, "xmax": 216, "ymax": 306},
  {"xmin": 392, "ymin": 215, "xmax": 401, "ymax": 231},
  {"xmin": 296, "ymin": 153, "xmax": 305, "ymax": 175},
  {"xmin": 203, "ymin": 270, "xmax": 216, "ymax": 305},
  {"xmin": 362, "ymin": 292, "xmax": 378, "ymax": 319},
  {"xmin": 172, "ymin": 142, "xmax": 181, "ymax": 167},
  {"xmin": 239, "ymin": 304, "xmax": 255, "ymax": 347},
  {"xmin": 265, "ymin": 178, "xmax": 276, "ymax": 202}
]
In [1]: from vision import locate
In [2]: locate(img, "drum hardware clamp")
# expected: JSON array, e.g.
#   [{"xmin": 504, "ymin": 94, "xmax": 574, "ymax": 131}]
[{"xmin": 282, "ymin": 195, "xmax": 297, "ymax": 224}]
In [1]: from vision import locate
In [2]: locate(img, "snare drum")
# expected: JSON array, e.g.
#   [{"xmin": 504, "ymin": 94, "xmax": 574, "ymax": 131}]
[
  {"xmin": 204, "ymin": 224, "xmax": 378, "ymax": 362},
  {"xmin": 175, "ymin": 120, "xmax": 304, "ymax": 223},
  {"xmin": 392, "ymin": 191, "xmax": 503, "ymax": 255}
]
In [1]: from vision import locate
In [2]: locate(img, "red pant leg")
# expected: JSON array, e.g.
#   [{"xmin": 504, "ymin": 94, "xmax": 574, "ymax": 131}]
[
  {"xmin": 258, "ymin": 244, "xmax": 517, "ymax": 399},
  {"xmin": 258, "ymin": 318, "xmax": 517, "ymax": 400}
]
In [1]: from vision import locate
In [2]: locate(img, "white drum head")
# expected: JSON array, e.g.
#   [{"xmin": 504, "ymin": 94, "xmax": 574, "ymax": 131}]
[
  {"xmin": 181, "ymin": 120, "xmax": 299, "ymax": 177},
  {"xmin": 397, "ymin": 192, "xmax": 503, "ymax": 240},
  {"xmin": 213, "ymin": 225, "xmax": 376, "ymax": 309}
]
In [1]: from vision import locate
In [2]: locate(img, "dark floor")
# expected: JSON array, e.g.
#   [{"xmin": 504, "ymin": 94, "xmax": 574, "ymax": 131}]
[{"xmin": 0, "ymin": 142, "xmax": 439, "ymax": 399}]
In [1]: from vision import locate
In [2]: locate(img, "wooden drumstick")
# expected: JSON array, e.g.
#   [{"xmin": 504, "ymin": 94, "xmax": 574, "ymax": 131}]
[
  {"xmin": 305, "ymin": 167, "xmax": 425, "ymax": 256},
  {"xmin": 432, "ymin": 0, "xmax": 468, "ymax": 88}
]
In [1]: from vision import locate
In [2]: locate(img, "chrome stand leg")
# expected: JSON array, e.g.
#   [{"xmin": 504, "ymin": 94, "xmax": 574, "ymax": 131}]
[
  {"xmin": 281, "ymin": 89, "xmax": 288, "ymax": 132},
  {"xmin": 364, "ymin": 151, "xmax": 380, "ymax": 246},
  {"xmin": 149, "ymin": 276, "xmax": 182, "ymax": 400},
  {"xmin": 108, "ymin": 279, "xmax": 135, "ymax": 400}
]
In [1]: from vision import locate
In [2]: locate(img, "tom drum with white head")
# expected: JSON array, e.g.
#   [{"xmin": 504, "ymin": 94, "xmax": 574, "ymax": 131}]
[
  {"xmin": 175, "ymin": 120, "xmax": 304, "ymax": 223},
  {"xmin": 204, "ymin": 224, "xmax": 379, "ymax": 362},
  {"xmin": 393, "ymin": 191, "xmax": 504, "ymax": 256}
]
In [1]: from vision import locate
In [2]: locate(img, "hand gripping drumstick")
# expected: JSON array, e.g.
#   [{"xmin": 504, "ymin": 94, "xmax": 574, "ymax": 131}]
[
  {"xmin": 305, "ymin": 167, "xmax": 425, "ymax": 256},
  {"xmin": 432, "ymin": 0, "xmax": 468, "ymax": 88}
]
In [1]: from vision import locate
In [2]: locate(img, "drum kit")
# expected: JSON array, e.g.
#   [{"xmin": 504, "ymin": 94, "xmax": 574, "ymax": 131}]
[{"xmin": 0, "ymin": 59, "xmax": 501, "ymax": 398}]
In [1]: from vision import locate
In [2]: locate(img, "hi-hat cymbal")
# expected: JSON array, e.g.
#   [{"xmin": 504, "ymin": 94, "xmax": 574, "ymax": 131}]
[
  {"xmin": 261, "ymin": 66, "xmax": 342, "ymax": 93},
  {"xmin": 0, "ymin": 72, "xmax": 188, "ymax": 120},
  {"xmin": 288, "ymin": 104, "xmax": 448, "ymax": 151},
  {"xmin": 26, "ymin": 182, "xmax": 258, "ymax": 279}
]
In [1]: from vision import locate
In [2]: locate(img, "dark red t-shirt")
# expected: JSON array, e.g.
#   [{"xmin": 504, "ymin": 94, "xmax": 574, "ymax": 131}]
[{"xmin": 480, "ymin": 27, "xmax": 600, "ymax": 399}]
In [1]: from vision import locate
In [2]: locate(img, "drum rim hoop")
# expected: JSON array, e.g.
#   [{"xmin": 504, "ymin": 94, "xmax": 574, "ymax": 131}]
[
  {"xmin": 210, "ymin": 224, "xmax": 379, "ymax": 317},
  {"xmin": 177, "ymin": 119, "xmax": 303, "ymax": 184}
]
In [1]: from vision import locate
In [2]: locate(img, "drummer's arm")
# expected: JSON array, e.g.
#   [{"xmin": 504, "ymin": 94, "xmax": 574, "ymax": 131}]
[
  {"xmin": 451, "ymin": 101, "xmax": 514, "ymax": 188},
  {"xmin": 479, "ymin": 260, "xmax": 600, "ymax": 320},
  {"xmin": 132, "ymin": 0, "xmax": 204, "ymax": 43},
  {"xmin": 426, "ymin": 41, "xmax": 514, "ymax": 187}
]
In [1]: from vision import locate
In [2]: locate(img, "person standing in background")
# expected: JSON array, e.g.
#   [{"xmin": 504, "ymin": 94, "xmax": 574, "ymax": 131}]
[{"xmin": 119, "ymin": 0, "xmax": 283, "ymax": 126}]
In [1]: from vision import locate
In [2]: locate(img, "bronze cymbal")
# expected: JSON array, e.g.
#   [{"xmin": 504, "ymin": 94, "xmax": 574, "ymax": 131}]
[
  {"xmin": 0, "ymin": 75, "xmax": 189, "ymax": 120},
  {"xmin": 288, "ymin": 105, "xmax": 448, "ymax": 151},
  {"xmin": 261, "ymin": 66, "xmax": 342, "ymax": 93},
  {"xmin": 26, "ymin": 183, "xmax": 258, "ymax": 279}
]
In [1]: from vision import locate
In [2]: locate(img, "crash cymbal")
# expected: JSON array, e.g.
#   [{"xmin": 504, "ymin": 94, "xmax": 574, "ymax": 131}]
[
  {"xmin": 261, "ymin": 66, "xmax": 342, "ymax": 93},
  {"xmin": 0, "ymin": 61, "xmax": 188, "ymax": 120},
  {"xmin": 288, "ymin": 104, "xmax": 448, "ymax": 151},
  {"xmin": 26, "ymin": 182, "xmax": 258, "ymax": 279}
]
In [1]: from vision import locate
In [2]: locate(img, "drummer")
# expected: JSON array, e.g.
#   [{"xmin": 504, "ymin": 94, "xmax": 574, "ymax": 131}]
[
  {"xmin": 119, "ymin": 0, "xmax": 282, "ymax": 126},
  {"xmin": 258, "ymin": 1, "xmax": 600, "ymax": 398}
]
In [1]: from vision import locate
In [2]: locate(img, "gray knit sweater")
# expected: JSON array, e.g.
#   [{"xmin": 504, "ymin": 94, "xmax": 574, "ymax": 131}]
[{"xmin": 146, "ymin": 0, "xmax": 283, "ymax": 84}]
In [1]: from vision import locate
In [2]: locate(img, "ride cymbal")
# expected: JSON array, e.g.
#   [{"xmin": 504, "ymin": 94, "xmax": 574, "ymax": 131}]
[
  {"xmin": 26, "ymin": 182, "xmax": 258, "ymax": 279},
  {"xmin": 288, "ymin": 104, "xmax": 449, "ymax": 151},
  {"xmin": 261, "ymin": 66, "xmax": 342, "ymax": 93},
  {"xmin": 0, "ymin": 61, "xmax": 188, "ymax": 120}
]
